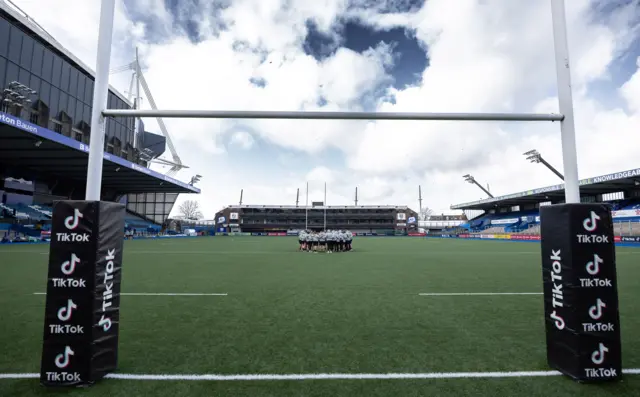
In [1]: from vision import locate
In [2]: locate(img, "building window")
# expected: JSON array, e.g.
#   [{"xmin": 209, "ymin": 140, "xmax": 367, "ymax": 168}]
[
  {"xmin": 0, "ymin": 17, "xmax": 10, "ymax": 58},
  {"xmin": 8, "ymin": 26, "xmax": 23, "ymax": 63},
  {"xmin": 31, "ymin": 42, "xmax": 44, "ymax": 77},
  {"xmin": 49, "ymin": 119, "xmax": 62, "ymax": 133},
  {"xmin": 19, "ymin": 35, "xmax": 33, "ymax": 70},
  {"xmin": 29, "ymin": 110, "xmax": 39, "ymax": 125}
]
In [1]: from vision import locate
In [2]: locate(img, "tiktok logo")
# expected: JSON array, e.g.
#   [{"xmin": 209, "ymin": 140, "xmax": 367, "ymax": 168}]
[
  {"xmin": 61, "ymin": 253, "xmax": 80, "ymax": 276},
  {"xmin": 591, "ymin": 343, "xmax": 609, "ymax": 365},
  {"xmin": 586, "ymin": 254, "xmax": 603, "ymax": 276},
  {"xmin": 583, "ymin": 211, "xmax": 600, "ymax": 232},
  {"xmin": 64, "ymin": 209, "xmax": 83, "ymax": 230},
  {"xmin": 57, "ymin": 299, "xmax": 77, "ymax": 322},
  {"xmin": 589, "ymin": 298, "xmax": 606, "ymax": 320},
  {"xmin": 98, "ymin": 315, "xmax": 112, "ymax": 332},
  {"xmin": 550, "ymin": 311, "xmax": 565, "ymax": 330},
  {"xmin": 54, "ymin": 346, "xmax": 74, "ymax": 369}
]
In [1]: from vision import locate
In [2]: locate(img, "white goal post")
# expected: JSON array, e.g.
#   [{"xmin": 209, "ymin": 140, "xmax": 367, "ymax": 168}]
[{"xmin": 86, "ymin": 0, "xmax": 580, "ymax": 205}]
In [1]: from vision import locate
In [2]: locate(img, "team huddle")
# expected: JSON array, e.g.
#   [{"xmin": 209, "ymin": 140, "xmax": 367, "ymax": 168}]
[{"xmin": 299, "ymin": 230, "xmax": 353, "ymax": 253}]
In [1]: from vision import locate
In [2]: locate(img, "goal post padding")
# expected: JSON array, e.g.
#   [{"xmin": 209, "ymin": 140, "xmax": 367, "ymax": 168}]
[
  {"xmin": 40, "ymin": 201, "xmax": 125, "ymax": 386},
  {"xmin": 540, "ymin": 203, "xmax": 621, "ymax": 382}
]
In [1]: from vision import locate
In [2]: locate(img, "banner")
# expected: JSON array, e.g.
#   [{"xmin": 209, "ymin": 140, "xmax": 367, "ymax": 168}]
[
  {"xmin": 267, "ymin": 232, "xmax": 286, "ymax": 236},
  {"xmin": 540, "ymin": 204, "xmax": 621, "ymax": 382},
  {"xmin": 408, "ymin": 232, "xmax": 426, "ymax": 237},
  {"xmin": 40, "ymin": 201, "xmax": 125, "ymax": 386},
  {"xmin": 491, "ymin": 218, "xmax": 518, "ymax": 225},
  {"xmin": 611, "ymin": 209, "xmax": 640, "ymax": 218},
  {"xmin": 511, "ymin": 234, "xmax": 541, "ymax": 241}
]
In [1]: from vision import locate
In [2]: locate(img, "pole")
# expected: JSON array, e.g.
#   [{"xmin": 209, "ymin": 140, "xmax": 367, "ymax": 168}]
[
  {"xmin": 102, "ymin": 109, "xmax": 564, "ymax": 122},
  {"xmin": 305, "ymin": 182, "xmax": 308, "ymax": 230},
  {"xmin": 239, "ymin": 189, "xmax": 243, "ymax": 206},
  {"xmin": 551, "ymin": 0, "xmax": 580, "ymax": 203},
  {"xmin": 473, "ymin": 180, "xmax": 494, "ymax": 198},
  {"xmin": 296, "ymin": 188, "xmax": 299, "ymax": 207},
  {"xmin": 418, "ymin": 185, "xmax": 423, "ymax": 218},
  {"xmin": 539, "ymin": 156, "xmax": 565, "ymax": 181},
  {"xmin": 324, "ymin": 182, "xmax": 327, "ymax": 231},
  {"xmin": 355, "ymin": 187, "xmax": 358, "ymax": 206},
  {"xmin": 134, "ymin": 47, "xmax": 141, "ymax": 149},
  {"xmin": 85, "ymin": 0, "xmax": 116, "ymax": 200}
]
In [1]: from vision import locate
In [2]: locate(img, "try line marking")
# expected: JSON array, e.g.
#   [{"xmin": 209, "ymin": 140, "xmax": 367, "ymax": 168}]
[
  {"xmin": 418, "ymin": 292, "xmax": 542, "ymax": 296},
  {"xmin": 32, "ymin": 292, "xmax": 227, "ymax": 296},
  {"xmin": 2, "ymin": 369, "xmax": 639, "ymax": 381}
]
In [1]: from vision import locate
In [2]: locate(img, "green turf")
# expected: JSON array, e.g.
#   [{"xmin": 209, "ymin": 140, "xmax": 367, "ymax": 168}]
[{"xmin": 1, "ymin": 237, "xmax": 640, "ymax": 396}]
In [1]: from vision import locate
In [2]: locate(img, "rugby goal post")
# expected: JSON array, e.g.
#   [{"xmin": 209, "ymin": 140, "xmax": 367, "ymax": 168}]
[{"xmin": 39, "ymin": 0, "xmax": 621, "ymax": 387}]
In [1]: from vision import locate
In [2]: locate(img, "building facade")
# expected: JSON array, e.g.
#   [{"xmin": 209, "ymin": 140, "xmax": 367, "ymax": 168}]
[
  {"xmin": 0, "ymin": 4, "xmax": 138, "ymax": 163},
  {"xmin": 214, "ymin": 205, "xmax": 420, "ymax": 234},
  {"xmin": 0, "ymin": 2, "xmax": 181, "ymax": 224}
]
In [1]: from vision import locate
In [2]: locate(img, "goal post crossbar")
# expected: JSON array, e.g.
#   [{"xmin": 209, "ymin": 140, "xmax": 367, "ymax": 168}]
[
  {"xmin": 101, "ymin": 109, "xmax": 564, "ymax": 122},
  {"xmin": 87, "ymin": 0, "xmax": 580, "ymax": 205}
]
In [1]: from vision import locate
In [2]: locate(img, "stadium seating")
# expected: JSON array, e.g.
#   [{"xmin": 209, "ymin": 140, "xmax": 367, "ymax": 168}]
[
  {"xmin": 467, "ymin": 210, "xmax": 540, "ymax": 234},
  {"xmin": 30, "ymin": 205, "xmax": 53, "ymax": 218},
  {"xmin": 0, "ymin": 203, "xmax": 31, "ymax": 220},
  {"xmin": 463, "ymin": 199, "xmax": 640, "ymax": 236},
  {"xmin": 125, "ymin": 212, "xmax": 161, "ymax": 233}
]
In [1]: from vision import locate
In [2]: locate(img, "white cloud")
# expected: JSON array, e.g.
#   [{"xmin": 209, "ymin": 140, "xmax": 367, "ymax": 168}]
[
  {"xmin": 11, "ymin": 0, "xmax": 640, "ymax": 217},
  {"xmin": 229, "ymin": 130, "xmax": 255, "ymax": 149}
]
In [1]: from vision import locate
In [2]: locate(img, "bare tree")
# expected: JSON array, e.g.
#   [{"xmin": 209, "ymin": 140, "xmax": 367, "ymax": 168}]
[
  {"xmin": 178, "ymin": 200, "xmax": 203, "ymax": 220},
  {"xmin": 420, "ymin": 207, "xmax": 434, "ymax": 221}
]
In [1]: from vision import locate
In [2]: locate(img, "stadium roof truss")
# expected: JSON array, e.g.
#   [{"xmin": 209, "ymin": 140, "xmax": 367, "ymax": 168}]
[
  {"xmin": 450, "ymin": 168, "xmax": 640, "ymax": 211},
  {"xmin": 85, "ymin": 0, "xmax": 579, "ymax": 205}
]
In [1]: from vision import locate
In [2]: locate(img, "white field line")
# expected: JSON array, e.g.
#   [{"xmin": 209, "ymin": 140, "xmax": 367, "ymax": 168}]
[
  {"xmin": 418, "ymin": 292, "xmax": 542, "ymax": 296},
  {"xmin": 32, "ymin": 292, "xmax": 227, "ymax": 296},
  {"xmin": 2, "ymin": 369, "xmax": 640, "ymax": 381},
  {"xmin": 6, "ymin": 250, "xmax": 640, "ymax": 256}
]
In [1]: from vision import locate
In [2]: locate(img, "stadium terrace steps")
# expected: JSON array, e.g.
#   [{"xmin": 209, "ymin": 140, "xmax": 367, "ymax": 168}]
[{"xmin": 125, "ymin": 212, "xmax": 161, "ymax": 231}]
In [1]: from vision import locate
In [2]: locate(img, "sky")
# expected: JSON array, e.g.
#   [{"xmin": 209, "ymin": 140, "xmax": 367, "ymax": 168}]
[{"xmin": 10, "ymin": 0, "xmax": 640, "ymax": 218}]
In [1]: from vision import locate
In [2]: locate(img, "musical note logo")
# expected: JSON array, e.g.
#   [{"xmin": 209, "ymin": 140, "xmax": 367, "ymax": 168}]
[
  {"xmin": 591, "ymin": 343, "xmax": 609, "ymax": 365},
  {"xmin": 583, "ymin": 211, "xmax": 600, "ymax": 232},
  {"xmin": 586, "ymin": 254, "xmax": 603, "ymax": 276},
  {"xmin": 57, "ymin": 299, "xmax": 77, "ymax": 322},
  {"xmin": 588, "ymin": 298, "xmax": 606, "ymax": 320},
  {"xmin": 54, "ymin": 346, "xmax": 74, "ymax": 369},
  {"xmin": 60, "ymin": 253, "xmax": 80, "ymax": 276},
  {"xmin": 64, "ymin": 208, "xmax": 83, "ymax": 230},
  {"xmin": 550, "ymin": 310, "xmax": 565, "ymax": 330},
  {"xmin": 98, "ymin": 315, "xmax": 112, "ymax": 332}
]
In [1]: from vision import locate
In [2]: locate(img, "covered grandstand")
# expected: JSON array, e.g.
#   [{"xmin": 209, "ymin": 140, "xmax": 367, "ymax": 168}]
[
  {"xmin": 448, "ymin": 167, "xmax": 640, "ymax": 240},
  {"xmin": 0, "ymin": 1, "xmax": 199, "ymax": 240}
]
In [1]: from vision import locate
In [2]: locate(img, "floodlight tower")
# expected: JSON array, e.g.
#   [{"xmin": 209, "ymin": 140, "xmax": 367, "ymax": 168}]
[
  {"xmin": 188, "ymin": 174, "xmax": 202, "ymax": 186},
  {"xmin": 463, "ymin": 174, "xmax": 494, "ymax": 198},
  {"xmin": 524, "ymin": 149, "xmax": 564, "ymax": 181}
]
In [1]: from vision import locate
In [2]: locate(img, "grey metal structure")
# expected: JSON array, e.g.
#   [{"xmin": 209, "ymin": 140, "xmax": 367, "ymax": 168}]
[
  {"xmin": 86, "ymin": 0, "xmax": 581, "ymax": 205},
  {"xmin": 102, "ymin": 109, "xmax": 563, "ymax": 121},
  {"xmin": 109, "ymin": 49, "xmax": 186, "ymax": 177},
  {"xmin": 463, "ymin": 174, "xmax": 494, "ymax": 198},
  {"xmin": 524, "ymin": 149, "xmax": 565, "ymax": 181}
]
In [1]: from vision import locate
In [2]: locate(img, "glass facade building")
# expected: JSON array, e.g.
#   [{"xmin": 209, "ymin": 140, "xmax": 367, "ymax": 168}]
[
  {"xmin": 0, "ymin": 5, "xmax": 180, "ymax": 224},
  {"xmin": 0, "ymin": 7, "xmax": 139, "ymax": 163}
]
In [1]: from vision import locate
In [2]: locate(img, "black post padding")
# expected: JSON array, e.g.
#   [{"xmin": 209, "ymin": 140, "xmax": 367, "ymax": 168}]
[
  {"xmin": 540, "ymin": 203, "xmax": 621, "ymax": 382},
  {"xmin": 40, "ymin": 201, "xmax": 125, "ymax": 387}
]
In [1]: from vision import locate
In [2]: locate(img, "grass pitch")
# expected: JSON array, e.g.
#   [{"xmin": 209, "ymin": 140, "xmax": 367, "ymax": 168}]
[{"xmin": 1, "ymin": 237, "xmax": 640, "ymax": 396}]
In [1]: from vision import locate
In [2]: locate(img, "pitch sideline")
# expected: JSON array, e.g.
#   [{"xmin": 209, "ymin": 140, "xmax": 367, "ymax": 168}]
[{"xmin": 2, "ymin": 369, "xmax": 640, "ymax": 381}]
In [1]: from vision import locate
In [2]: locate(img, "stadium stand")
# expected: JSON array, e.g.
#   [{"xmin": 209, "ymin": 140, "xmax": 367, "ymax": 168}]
[
  {"xmin": 0, "ymin": 2, "xmax": 200, "ymax": 242},
  {"xmin": 213, "ymin": 205, "xmax": 420, "ymax": 235},
  {"xmin": 450, "ymin": 169, "xmax": 640, "ymax": 239}
]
